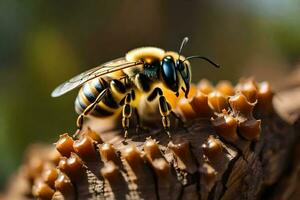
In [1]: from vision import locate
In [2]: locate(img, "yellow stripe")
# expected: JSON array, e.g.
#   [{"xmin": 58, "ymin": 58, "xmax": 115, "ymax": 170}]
[{"xmin": 78, "ymin": 88, "xmax": 90, "ymax": 107}]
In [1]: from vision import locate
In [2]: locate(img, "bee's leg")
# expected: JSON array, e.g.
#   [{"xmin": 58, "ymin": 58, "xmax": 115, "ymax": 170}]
[
  {"xmin": 121, "ymin": 93, "xmax": 133, "ymax": 140},
  {"xmin": 148, "ymin": 87, "xmax": 172, "ymax": 138},
  {"xmin": 75, "ymin": 89, "xmax": 108, "ymax": 134},
  {"xmin": 158, "ymin": 95, "xmax": 172, "ymax": 138}
]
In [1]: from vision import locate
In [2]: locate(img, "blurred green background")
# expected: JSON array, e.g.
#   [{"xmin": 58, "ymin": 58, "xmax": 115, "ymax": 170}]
[{"xmin": 0, "ymin": 0, "xmax": 300, "ymax": 189}]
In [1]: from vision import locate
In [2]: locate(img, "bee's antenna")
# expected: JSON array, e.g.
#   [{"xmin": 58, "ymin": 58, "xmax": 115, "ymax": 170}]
[
  {"xmin": 184, "ymin": 55, "xmax": 220, "ymax": 68},
  {"xmin": 178, "ymin": 37, "xmax": 189, "ymax": 60}
]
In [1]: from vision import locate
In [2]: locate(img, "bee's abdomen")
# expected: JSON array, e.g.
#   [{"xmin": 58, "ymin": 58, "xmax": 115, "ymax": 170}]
[
  {"xmin": 75, "ymin": 78, "xmax": 126, "ymax": 118},
  {"xmin": 75, "ymin": 78, "xmax": 116, "ymax": 117}
]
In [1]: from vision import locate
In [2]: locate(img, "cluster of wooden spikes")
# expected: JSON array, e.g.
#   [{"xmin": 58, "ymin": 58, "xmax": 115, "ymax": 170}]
[{"xmin": 6, "ymin": 78, "xmax": 291, "ymax": 200}]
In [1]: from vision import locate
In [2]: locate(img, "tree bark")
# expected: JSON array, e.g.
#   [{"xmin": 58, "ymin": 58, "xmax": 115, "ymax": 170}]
[{"xmin": 2, "ymin": 77, "xmax": 299, "ymax": 200}]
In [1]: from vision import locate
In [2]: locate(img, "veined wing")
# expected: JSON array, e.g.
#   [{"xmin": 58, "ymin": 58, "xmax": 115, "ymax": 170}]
[{"xmin": 51, "ymin": 57, "xmax": 143, "ymax": 97}]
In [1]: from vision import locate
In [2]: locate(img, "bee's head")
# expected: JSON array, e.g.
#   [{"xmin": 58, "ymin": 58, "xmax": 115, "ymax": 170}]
[
  {"xmin": 160, "ymin": 37, "xmax": 220, "ymax": 98},
  {"xmin": 159, "ymin": 55, "xmax": 191, "ymax": 98}
]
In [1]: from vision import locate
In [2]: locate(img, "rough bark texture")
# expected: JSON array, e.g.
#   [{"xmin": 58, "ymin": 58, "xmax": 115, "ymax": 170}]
[{"xmin": 2, "ymin": 77, "xmax": 299, "ymax": 200}]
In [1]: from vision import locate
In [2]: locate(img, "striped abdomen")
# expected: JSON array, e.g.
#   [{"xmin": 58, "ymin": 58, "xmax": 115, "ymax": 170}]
[{"xmin": 75, "ymin": 78, "xmax": 127, "ymax": 118}]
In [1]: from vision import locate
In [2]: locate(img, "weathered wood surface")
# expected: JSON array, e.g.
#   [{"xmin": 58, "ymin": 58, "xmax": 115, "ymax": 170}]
[{"xmin": 2, "ymin": 77, "xmax": 299, "ymax": 200}]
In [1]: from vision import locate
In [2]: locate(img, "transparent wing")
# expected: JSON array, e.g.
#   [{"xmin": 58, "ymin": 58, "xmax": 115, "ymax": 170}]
[{"xmin": 51, "ymin": 57, "xmax": 142, "ymax": 97}]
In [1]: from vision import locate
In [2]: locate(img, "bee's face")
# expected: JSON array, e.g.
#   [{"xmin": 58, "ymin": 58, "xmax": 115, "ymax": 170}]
[{"xmin": 160, "ymin": 56, "xmax": 191, "ymax": 98}]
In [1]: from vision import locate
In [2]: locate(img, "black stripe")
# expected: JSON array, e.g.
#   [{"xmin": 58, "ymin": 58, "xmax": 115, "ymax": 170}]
[
  {"xmin": 93, "ymin": 105, "xmax": 114, "ymax": 117},
  {"xmin": 102, "ymin": 90, "xmax": 119, "ymax": 109},
  {"xmin": 111, "ymin": 79, "xmax": 126, "ymax": 93},
  {"xmin": 77, "ymin": 95, "xmax": 88, "ymax": 110},
  {"xmin": 92, "ymin": 78, "xmax": 106, "ymax": 93},
  {"xmin": 82, "ymin": 83, "xmax": 97, "ymax": 103}
]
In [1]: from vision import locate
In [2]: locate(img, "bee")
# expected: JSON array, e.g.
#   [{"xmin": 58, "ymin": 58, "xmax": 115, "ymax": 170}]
[{"xmin": 51, "ymin": 37, "xmax": 219, "ymax": 139}]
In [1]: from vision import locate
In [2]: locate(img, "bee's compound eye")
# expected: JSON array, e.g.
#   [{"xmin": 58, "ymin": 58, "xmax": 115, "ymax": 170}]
[
  {"xmin": 176, "ymin": 60, "xmax": 185, "ymax": 71},
  {"xmin": 161, "ymin": 56, "xmax": 178, "ymax": 92}
]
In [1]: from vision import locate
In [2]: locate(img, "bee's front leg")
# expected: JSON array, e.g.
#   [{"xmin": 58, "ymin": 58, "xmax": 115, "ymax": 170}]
[{"xmin": 147, "ymin": 88, "xmax": 172, "ymax": 138}]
